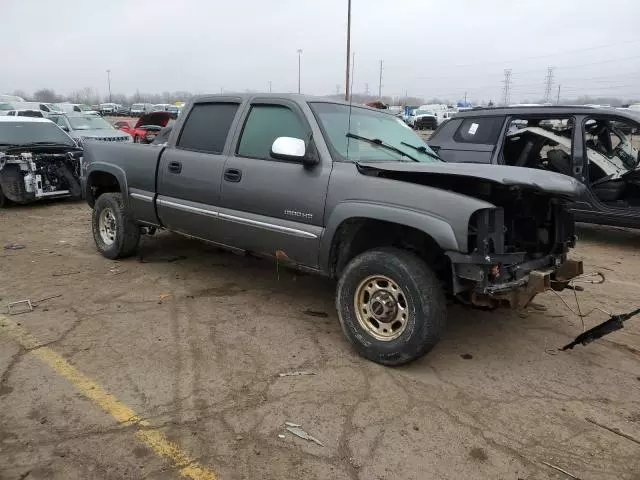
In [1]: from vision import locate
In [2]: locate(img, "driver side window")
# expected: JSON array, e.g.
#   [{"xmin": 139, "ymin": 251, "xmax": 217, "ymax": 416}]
[{"xmin": 237, "ymin": 105, "xmax": 307, "ymax": 161}]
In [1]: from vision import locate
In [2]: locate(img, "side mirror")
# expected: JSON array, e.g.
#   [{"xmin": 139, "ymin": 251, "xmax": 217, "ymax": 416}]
[
  {"xmin": 61, "ymin": 126, "xmax": 69, "ymax": 132},
  {"xmin": 271, "ymin": 136, "xmax": 317, "ymax": 166}
]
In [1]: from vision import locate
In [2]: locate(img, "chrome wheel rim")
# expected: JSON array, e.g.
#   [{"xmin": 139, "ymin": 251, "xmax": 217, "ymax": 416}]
[
  {"xmin": 98, "ymin": 207, "xmax": 117, "ymax": 246},
  {"xmin": 354, "ymin": 275, "xmax": 409, "ymax": 341}
]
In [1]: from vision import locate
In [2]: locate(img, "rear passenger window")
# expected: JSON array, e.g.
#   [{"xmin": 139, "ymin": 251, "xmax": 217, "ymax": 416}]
[
  {"xmin": 237, "ymin": 105, "xmax": 307, "ymax": 160},
  {"xmin": 454, "ymin": 117, "xmax": 504, "ymax": 145},
  {"xmin": 177, "ymin": 103, "xmax": 239, "ymax": 154}
]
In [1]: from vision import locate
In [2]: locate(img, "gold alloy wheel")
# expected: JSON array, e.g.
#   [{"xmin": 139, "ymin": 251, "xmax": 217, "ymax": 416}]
[{"xmin": 354, "ymin": 275, "xmax": 409, "ymax": 341}]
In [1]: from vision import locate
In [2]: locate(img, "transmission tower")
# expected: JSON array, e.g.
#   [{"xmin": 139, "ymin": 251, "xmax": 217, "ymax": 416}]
[
  {"xmin": 502, "ymin": 69, "xmax": 512, "ymax": 106},
  {"xmin": 544, "ymin": 67, "xmax": 555, "ymax": 103}
]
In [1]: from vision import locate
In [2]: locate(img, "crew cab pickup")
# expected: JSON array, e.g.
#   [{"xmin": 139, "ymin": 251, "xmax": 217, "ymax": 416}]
[{"xmin": 82, "ymin": 94, "xmax": 584, "ymax": 366}]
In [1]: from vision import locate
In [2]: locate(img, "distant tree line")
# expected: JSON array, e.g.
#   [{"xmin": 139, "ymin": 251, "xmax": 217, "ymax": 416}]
[{"xmin": 8, "ymin": 88, "xmax": 638, "ymax": 108}]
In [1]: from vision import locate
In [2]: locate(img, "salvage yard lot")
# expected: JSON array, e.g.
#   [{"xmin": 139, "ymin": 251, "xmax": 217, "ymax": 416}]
[{"xmin": 1, "ymin": 202, "xmax": 639, "ymax": 480}]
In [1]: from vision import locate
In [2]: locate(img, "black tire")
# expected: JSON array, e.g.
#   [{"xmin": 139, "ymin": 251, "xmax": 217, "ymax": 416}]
[
  {"xmin": 336, "ymin": 247, "xmax": 446, "ymax": 366},
  {"xmin": 0, "ymin": 165, "xmax": 33, "ymax": 204},
  {"xmin": 92, "ymin": 192, "xmax": 140, "ymax": 259},
  {"xmin": 0, "ymin": 185, "xmax": 6, "ymax": 208}
]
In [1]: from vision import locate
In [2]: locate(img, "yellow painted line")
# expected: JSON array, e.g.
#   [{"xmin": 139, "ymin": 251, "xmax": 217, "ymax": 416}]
[{"xmin": 0, "ymin": 316, "xmax": 218, "ymax": 480}]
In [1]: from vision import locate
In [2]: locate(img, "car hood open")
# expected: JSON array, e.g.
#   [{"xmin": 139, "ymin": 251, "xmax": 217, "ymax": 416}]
[
  {"xmin": 134, "ymin": 112, "xmax": 171, "ymax": 129},
  {"xmin": 356, "ymin": 161, "xmax": 585, "ymax": 197}
]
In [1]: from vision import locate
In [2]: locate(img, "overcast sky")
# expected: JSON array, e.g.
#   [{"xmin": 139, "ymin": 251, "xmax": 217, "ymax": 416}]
[{"xmin": 4, "ymin": 0, "xmax": 640, "ymax": 103}]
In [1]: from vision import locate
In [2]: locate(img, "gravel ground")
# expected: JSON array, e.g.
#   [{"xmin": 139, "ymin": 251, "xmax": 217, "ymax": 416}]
[{"xmin": 0, "ymin": 201, "xmax": 639, "ymax": 480}]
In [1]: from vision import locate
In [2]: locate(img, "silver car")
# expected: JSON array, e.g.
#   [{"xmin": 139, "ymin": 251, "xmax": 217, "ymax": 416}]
[{"xmin": 50, "ymin": 113, "xmax": 132, "ymax": 146}]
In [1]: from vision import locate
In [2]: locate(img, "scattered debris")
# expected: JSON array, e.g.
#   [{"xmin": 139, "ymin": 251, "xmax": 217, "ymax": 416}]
[
  {"xmin": 139, "ymin": 255, "xmax": 187, "ymax": 264},
  {"xmin": 530, "ymin": 303, "xmax": 547, "ymax": 311},
  {"xmin": 285, "ymin": 421, "xmax": 302, "ymax": 427},
  {"xmin": 235, "ymin": 435, "xmax": 243, "ymax": 441},
  {"xmin": 540, "ymin": 461, "xmax": 581, "ymax": 479},
  {"xmin": 303, "ymin": 309, "xmax": 329, "ymax": 318},
  {"xmin": 33, "ymin": 294, "xmax": 62, "ymax": 305},
  {"xmin": 7, "ymin": 299, "xmax": 33, "ymax": 315},
  {"xmin": 159, "ymin": 293, "xmax": 170, "ymax": 301},
  {"xmin": 278, "ymin": 371, "xmax": 315, "ymax": 378},
  {"xmin": 460, "ymin": 353, "xmax": 473, "ymax": 360},
  {"xmin": 278, "ymin": 434, "xmax": 285, "ymax": 439},
  {"xmin": 4, "ymin": 243, "xmax": 25, "ymax": 250},
  {"xmin": 585, "ymin": 417, "xmax": 640, "ymax": 446},
  {"xmin": 52, "ymin": 271, "xmax": 81, "ymax": 277},
  {"xmin": 285, "ymin": 425, "xmax": 324, "ymax": 447}
]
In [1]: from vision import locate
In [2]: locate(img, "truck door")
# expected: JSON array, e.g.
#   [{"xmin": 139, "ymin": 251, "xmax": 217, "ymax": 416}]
[
  {"xmin": 156, "ymin": 101, "xmax": 241, "ymax": 242},
  {"xmin": 219, "ymin": 99, "xmax": 330, "ymax": 268}
]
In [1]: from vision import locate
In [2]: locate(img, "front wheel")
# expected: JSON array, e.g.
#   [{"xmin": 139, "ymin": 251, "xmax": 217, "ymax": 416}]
[
  {"xmin": 92, "ymin": 192, "xmax": 140, "ymax": 259},
  {"xmin": 336, "ymin": 247, "xmax": 446, "ymax": 366}
]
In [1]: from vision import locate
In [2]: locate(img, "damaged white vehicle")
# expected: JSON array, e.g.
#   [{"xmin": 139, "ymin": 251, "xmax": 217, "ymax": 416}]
[{"xmin": 0, "ymin": 116, "xmax": 83, "ymax": 207}]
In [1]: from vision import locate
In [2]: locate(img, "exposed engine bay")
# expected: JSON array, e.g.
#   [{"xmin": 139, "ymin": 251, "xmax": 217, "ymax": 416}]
[
  {"xmin": 358, "ymin": 163, "xmax": 583, "ymax": 308},
  {"xmin": 0, "ymin": 150, "xmax": 82, "ymax": 204}
]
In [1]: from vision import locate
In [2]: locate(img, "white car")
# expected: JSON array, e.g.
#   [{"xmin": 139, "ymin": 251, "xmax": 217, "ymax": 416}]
[{"xmin": 56, "ymin": 103, "xmax": 100, "ymax": 115}]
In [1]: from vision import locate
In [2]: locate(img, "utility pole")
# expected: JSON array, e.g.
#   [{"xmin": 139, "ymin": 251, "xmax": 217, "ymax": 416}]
[
  {"xmin": 556, "ymin": 84, "xmax": 561, "ymax": 104},
  {"xmin": 106, "ymin": 69, "xmax": 112, "ymax": 103},
  {"xmin": 378, "ymin": 60, "xmax": 383, "ymax": 99},
  {"xmin": 297, "ymin": 49, "xmax": 303, "ymax": 94},
  {"xmin": 364, "ymin": 83, "xmax": 370, "ymax": 96},
  {"xmin": 502, "ymin": 69, "xmax": 512, "ymax": 106},
  {"xmin": 350, "ymin": 52, "xmax": 355, "ymax": 102},
  {"xmin": 544, "ymin": 66, "xmax": 555, "ymax": 103},
  {"xmin": 336, "ymin": 84, "xmax": 340, "ymax": 96},
  {"xmin": 464, "ymin": 91, "xmax": 468, "ymax": 104},
  {"xmin": 345, "ymin": 0, "xmax": 352, "ymax": 101},
  {"xmin": 268, "ymin": 81, "xmax": 272, "ymax": 93}
]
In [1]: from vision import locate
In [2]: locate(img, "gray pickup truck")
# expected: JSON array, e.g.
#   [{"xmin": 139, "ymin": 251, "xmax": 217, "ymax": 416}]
[{"xmin": 82, "ymin": 94, "xmax": 584, "ymax": 365}]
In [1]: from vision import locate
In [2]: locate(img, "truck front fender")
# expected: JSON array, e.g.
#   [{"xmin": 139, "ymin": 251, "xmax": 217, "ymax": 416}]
[{"xmin": 319, "ymin": 201, "xmax": 461, "ymax": 273}]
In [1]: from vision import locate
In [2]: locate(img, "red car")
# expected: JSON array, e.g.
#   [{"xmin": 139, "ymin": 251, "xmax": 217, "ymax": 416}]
[{"xmin": 115, "ymin": 112, "xmax": 171, "ymax": 144}]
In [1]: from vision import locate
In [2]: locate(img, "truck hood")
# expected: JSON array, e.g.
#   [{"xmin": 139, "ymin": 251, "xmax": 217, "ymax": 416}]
[
  {"xmin": 71, "ymin": 129, "xmax": 130, "ymax": 140},
  {"xmin": 134, "ymin": 112, "xmax": 171, "ymax": 129},
  {"xmin": 356, "ymin": 161, "xmax": 585, "ymax": 197}
]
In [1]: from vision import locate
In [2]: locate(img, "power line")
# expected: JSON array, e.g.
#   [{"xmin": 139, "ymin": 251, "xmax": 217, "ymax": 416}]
[{"xmin": 386, "ymin": 39, "xmax": 640, "ymax": 70}]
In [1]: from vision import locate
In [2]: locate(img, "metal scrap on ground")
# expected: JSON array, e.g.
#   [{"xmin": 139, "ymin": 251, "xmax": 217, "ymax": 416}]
[
  {"xmin": 277, "ymin": 371, "xmax": 316, "ymax": 377},
  {"xmin": 285, "ymin": 425, "xmax": 325, "ymax": 447}
]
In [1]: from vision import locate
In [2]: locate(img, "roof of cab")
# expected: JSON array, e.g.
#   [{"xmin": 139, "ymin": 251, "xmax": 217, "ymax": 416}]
[
  {"xmin": 189, "ymin": 93, "xmax": 392, "ymax": 112},
  {"xmin": 453, "ymin": 105, "xmax": 640, "ymax": 121}
]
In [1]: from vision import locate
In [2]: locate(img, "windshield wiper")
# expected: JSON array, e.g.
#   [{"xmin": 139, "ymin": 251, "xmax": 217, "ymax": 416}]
[
  {"xmin": 400, "ymin": 141, "xmax": 442, "ymax": 162},
  {"xmin": 346, "ymin": 132, "xmax": 419, "ymax": 162}
]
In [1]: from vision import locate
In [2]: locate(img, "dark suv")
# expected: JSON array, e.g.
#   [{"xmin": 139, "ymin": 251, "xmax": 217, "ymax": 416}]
[{"xmin": 429, "ymin": 106, "xmax": 640, "ymax": 229}]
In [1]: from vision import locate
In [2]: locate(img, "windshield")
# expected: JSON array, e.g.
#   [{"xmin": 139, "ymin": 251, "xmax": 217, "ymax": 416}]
[
  {"xmin": 415, "ymin": 109, "xmax": 434, "ymax": 115},
  {"xmin": 46, "ymin": 104, "xmax": 63, "ymax": 112},
  {"xmin": 310, "ymin": 102, "xmax": 440, "ymax": 163},
  {"xmin": 0, "ymin": 121, "xmax": 75, "ymax": 147},
  {"xmin": 131, "ymin": 104, "xmax": 144, "ymax": 110},
  {"xmin": 68, "ymin": 115, "xmax": 114, "ymax": 130},
  {"xmin": 0, "ymin": 103, "xmax": 13, "ymax": 111},
  {"xmin": 78, "ymin": 104, "xmax": 93, "ymax": 111}
]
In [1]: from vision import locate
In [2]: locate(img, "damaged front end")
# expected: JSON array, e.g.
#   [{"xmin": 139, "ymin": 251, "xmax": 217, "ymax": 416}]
[
  {"xmin": 0, "ymin": 150, "xmax": 82, "ymax": 204},
  {"xmin": 448, "ymin": 196, "xmax": 582, "ymax": 308}
]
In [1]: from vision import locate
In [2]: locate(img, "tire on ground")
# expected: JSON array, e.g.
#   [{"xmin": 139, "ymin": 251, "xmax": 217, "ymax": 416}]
[
  {"xmin": 0, "ymin": 165, "xmax": 34, "ymax": 204},
  {"xmin": 336, "ymin": 247, "xmax": 446, "ymax": 366},
  {"xmin": 92, "ymin": 192, "xmax": 140, "ymax": 259}
]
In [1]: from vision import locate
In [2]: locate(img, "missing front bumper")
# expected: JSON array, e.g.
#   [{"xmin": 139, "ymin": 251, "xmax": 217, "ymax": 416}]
[{"xmin": 448, "ymin": 253, "xmax": 584, "ymax": 309}]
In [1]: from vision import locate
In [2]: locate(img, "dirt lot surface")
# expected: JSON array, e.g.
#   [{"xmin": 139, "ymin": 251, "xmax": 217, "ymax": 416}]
[{"xmin": 1, "ymin": 202, "xmax": 639, "ymax": 480}]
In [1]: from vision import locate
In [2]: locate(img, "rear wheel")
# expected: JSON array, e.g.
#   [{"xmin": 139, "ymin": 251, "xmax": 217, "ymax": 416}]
[
  {"xmin": 0, "ymin": 185, "xmax": 6, "ymax": 208},
  {"xmin": 336, "ymin": 247, "xmax": 446, "ymax": 366},
  {"xmin": 92, "ymin": 192, "xmax": 140, "ymax": 259}
]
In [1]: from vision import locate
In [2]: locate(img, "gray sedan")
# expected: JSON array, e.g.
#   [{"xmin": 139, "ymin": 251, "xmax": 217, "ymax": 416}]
[{"xmin": 50, "ymin": 113, "xmax": 132, "ymax": 147}]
